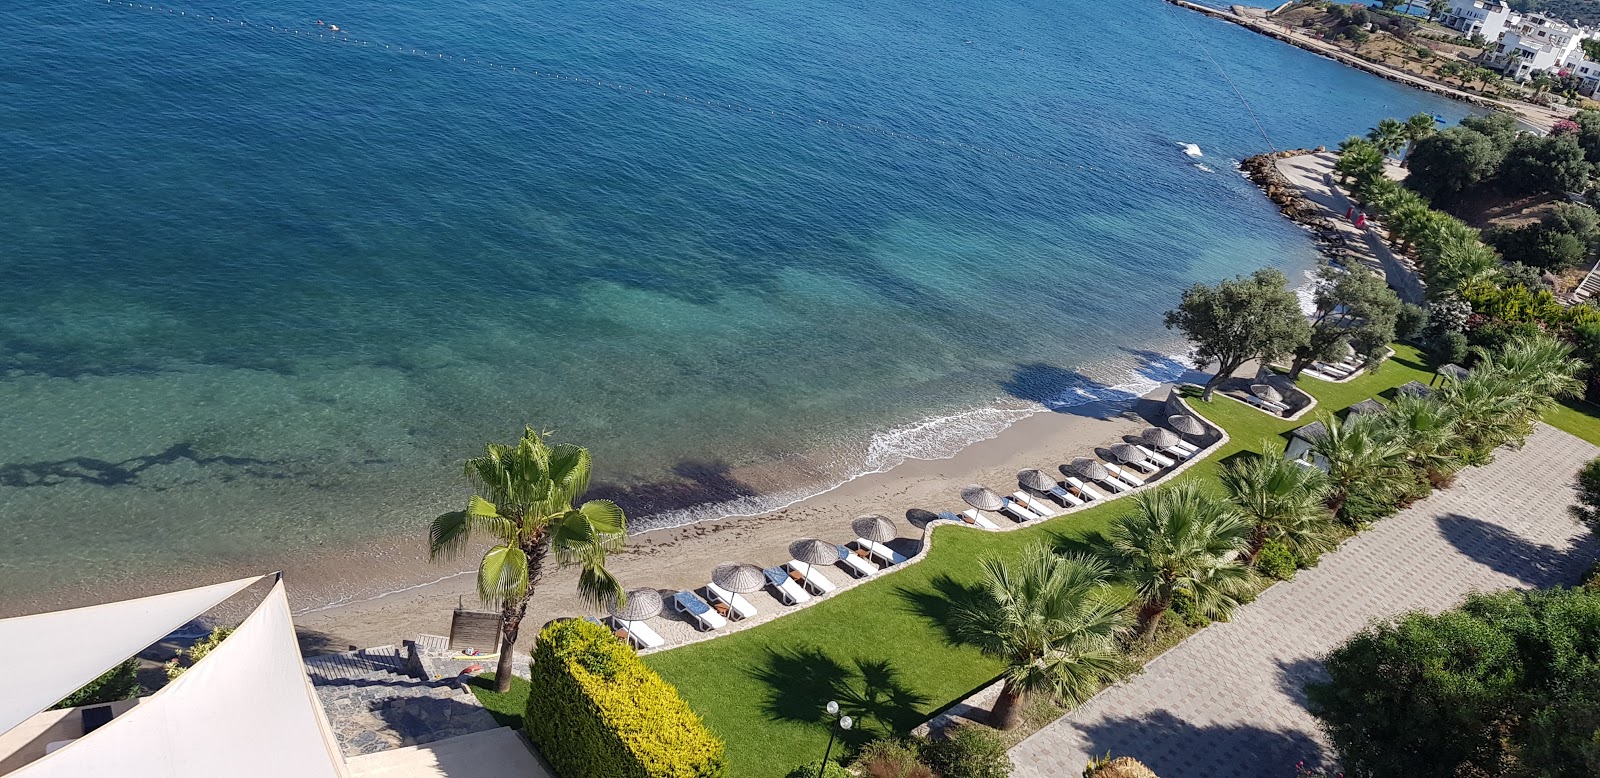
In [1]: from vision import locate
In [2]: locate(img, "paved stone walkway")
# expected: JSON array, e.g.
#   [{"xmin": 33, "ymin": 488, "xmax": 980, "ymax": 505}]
[{"xmin": 1010, "ymin": 424, "xmax": 1600, "ymax": 777}]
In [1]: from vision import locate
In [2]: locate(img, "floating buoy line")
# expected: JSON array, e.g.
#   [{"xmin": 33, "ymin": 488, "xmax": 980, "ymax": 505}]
[{"xmin": 84, "ymin": 0, "xmax": 1126, "ymax": 177}]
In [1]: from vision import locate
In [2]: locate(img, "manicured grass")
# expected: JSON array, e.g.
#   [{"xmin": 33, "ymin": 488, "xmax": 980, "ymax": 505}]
[
  {"xmin": 466, "ymin": 673, "xmax": 530, "ymax": 731},
  {"xmin": 1544, "ymin": 398, "xmax": 1600, "ymax": 447},
  {"xmin": 640, "ymin": 345, "xmax": 1486, "ymax": 778}
]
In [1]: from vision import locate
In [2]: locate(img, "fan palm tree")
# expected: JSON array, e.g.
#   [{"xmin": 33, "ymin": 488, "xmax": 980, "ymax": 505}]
[
  {"xmin": 1471, "ymin": 333, "xmax": 1586, "ymax": 418},
  {"xmin": 1401, "ymin": 112, "xmax": 1436, "ymax": 164},
  {"xmin": 1101, "ymin": 482, "xmax": 1254, "ymax": 642},
  {"xmin": 1382, "ymin": 394, "xmax": 1463, "ymax": 479},
  {"xmin": 949, "ymin": 543, "xmax": 1131, "ymax": 730},
  {"xmin": 1367, "ymin": 117, "xmax": 1408, "ymax": 158},
  {"xmin": 1440, "ymin": 372, "xmax": 1534, "ymax": 460},
  {"xmin": 429, "ymin": 427, "xmax": 627, "ymax": 692},
  {"xmin": 1218, "ymin": 443, "xmax": 1337, "ymax": 566},
  {"xmin": 1309, "ymin": 413, "xmax": 1407, "ymax": 521}
]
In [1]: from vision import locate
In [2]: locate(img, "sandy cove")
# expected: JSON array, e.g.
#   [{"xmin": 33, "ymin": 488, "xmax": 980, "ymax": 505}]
[{"xmin": 291, "ymin": 384, "xmax": 1199, "ymax": 654}]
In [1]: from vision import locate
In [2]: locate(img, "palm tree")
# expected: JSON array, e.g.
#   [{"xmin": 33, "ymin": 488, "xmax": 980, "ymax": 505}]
[
  {"xmin": 1218, "ymin": 443, "xmax": 1337, "ymax": 566},
  {"xmin": 429, "ymin": 427, "xmax": 627, "ymax": 692},
  {"xmin": 1309, "ymin": 413, "xmax": 1407, "ymax": 521},
  {"xmin": 949, "ymin": 543, "xmax": 1131, "ymax": 730},
  {"xmin": 1367, "ymin": 118, "xmax": 1408, "ymax": 158},
  {"xmin": 1439, "ymin": 372, "xmax": 1529, "ymax": 461},
  {"xmin": 1382, "ymin": 394, "xmax": 1463, "ymax": 479},
  {"xmin": 1101, "ymin": 482, "xmax": 1255, "ymax": 642},
  {"xmin": 1401, "ymin": 112, "xmax": 1436, "ymax": 164},
  {"xmin": 1336, "ymin": 137, "xmax": 1386, "ymax": 187},
  {"xmin": 1471, "ymin": 333, "xmax": 1586, "ymax": 419}
]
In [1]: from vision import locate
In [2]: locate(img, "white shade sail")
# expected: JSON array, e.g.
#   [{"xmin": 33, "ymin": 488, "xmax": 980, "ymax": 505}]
[
  {"xmin": 0, "ymin": 575, "xmax": 262, "ymax": 737},
  {"xmin": 13, "ymin": 579, "xmax": 348, "ymax": 777}
]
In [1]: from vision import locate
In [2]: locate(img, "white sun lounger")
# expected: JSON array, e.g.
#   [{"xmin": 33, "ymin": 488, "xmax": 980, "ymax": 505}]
[
  {"xmin": 1122, "ymin": 457, "xmax": 1159, "ymax": 474},
  {"xmin": 1063, "ymin": 476, "xmax": 1105, "ymax": 501},
  {"xmin": 612, "ymin": 617, "xmax": 665, "ymax": 650},
  {"xmin": 1171, "ymin": 440, "xmax": 1200, "ymax": 455},
  {"xmin": 672, "ymin": 591, "xmax": 727, "ymax": 631},
  {"xmin": 706, "ymin": 582, "xmax": 757, "ymax": 620},
  {"xmin": 836, "ymin": 544, "xmax": 877, "ymax": 577},
  {"xmin": 1012, "ymin": 491, "xmax": 1057, "ymax": 517},
  {"xmin": 1134, "ymin": 445, "xmax": 1176, "ymax": 468},
  {"xmin": 1152, "ymin": 442, "xmax": 1191, "ymax": 460},
  {"xmin": 853, "ymin": 538, "xmax": 907, "ymax": 566},
  {"xmin": 1036, "ymin": 482, "xmax": 1084, "ymax": 507},
  {"xmin": 1104, "ymin": 462, "xmax": 1145, "ymax": 487},
  {"xmin": 958, "ymin": 508, "xmax": 1001, "ymax": 529},
  {"xmin": 786, "ymin": 560, "xmax": 836, "ymax": 595},
  {"xmin": 764, "ymin": 567, "xmax": 812, "ymax": 605},
  {"xmin": 998, "ymin": 497, "xmax": 1042, "ymax": 523}
]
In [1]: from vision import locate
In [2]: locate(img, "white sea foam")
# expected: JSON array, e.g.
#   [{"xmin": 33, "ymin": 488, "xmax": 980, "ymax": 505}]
[{"xmin": 626, "ymin": 342, "xmax": 1202, "ymax": 534}]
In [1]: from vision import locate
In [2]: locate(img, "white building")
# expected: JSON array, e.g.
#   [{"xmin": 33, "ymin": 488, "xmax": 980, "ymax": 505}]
[
  {"xmin": 1490, "ymin": 14, "xmax": 1595, "ymax": 81},
  {"xmin": 1439, "ymin": 0, "xmax": 1519, "ymax": 42}
]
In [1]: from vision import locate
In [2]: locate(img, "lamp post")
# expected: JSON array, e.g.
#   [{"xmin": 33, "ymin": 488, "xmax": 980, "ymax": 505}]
[{"xmin": 814, "ymin": 700, "xmax": 853, "ymax": 778}]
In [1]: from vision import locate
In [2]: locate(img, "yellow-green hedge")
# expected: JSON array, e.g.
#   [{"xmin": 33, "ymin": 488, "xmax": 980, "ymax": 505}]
[{"xmin": 526, "ymin": 618, "xmax": 726, "ymax": 778}]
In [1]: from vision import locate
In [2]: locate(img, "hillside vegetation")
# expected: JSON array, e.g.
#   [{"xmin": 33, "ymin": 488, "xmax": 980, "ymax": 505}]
[{"xmin": 1510, "ymin": 0, "xmax": 1600, "ymax": 27}]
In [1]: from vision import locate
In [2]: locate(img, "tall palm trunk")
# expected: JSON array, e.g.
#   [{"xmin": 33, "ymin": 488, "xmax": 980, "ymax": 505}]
[
  {"xmin": 493, "ymin": 533, "xmax": 549, "ymax": 693},
  {"xmin": 1246, "ymin": 524, "xmax": 1269, "ymax": 566},
  {"xmin": 990, "ymin": 680, "xmax": 1026, "ymax": 731}
]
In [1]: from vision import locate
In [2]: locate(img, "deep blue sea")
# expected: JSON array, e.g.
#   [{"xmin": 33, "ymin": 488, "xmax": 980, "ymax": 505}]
[{"xmin": 0, "ymin": 0, "xmax": 1473, "ymax": 609}]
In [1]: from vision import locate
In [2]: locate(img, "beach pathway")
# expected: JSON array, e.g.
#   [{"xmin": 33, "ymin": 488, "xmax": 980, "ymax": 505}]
[{"xmin": 1008, "ymin": 423, "xmax": 1600, "ymax": 777}]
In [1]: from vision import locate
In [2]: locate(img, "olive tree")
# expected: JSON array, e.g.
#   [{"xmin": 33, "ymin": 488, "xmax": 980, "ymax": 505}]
[{"xmin": 1164, "ymin": 267, "xmax": 1309, "ymax": 401}]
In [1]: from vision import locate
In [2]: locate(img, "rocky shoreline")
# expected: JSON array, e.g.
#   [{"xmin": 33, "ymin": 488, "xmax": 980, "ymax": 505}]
[{"xmin": 1239, "ymin": 149, "xmax": 1350, "ymax": 258}]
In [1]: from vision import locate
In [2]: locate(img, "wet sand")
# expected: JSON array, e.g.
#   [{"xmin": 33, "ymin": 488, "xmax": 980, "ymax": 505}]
[{"xmin": 291, "ymin": 386, "xmax": 1190, "ymax": 654}]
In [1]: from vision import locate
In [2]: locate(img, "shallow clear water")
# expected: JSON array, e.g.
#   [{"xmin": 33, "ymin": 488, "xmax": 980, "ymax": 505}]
[{"xmin": 0, "ymin": 0, "xmax": 1471, "ymax": 606}]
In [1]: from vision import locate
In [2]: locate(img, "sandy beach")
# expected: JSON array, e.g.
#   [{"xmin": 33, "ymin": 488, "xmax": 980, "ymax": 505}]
[{"xmin": 290, "ymin": 381, "xmax": 1202, "ymax": 655}]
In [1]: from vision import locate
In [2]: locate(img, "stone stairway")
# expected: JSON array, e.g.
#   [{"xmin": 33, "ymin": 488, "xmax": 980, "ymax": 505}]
[
  {"xmin": 304, "ymin": 645, "xmax": 501, "ymax": 758},
  {"xmin": 1571, "ymin": 267, "xmax": 1600, "ymax": 305}
]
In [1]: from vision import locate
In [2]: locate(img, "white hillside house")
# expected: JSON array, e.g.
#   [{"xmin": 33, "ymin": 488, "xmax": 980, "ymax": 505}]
[
  {"xmin": 1439, "ymin": 0, "xmax": 1519, "ymax": 42},
  {"xmin": 1489, "ymin": 14, "xmax": 1595, "ymax": 81}
]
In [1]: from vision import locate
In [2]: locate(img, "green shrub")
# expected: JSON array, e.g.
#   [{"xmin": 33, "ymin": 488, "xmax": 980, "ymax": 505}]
[
  {"xmin": 1571, "ymin": 456, "xmax": 1600, "ymax": 535},
  {"xmin": 164, "ymin": 626, "xmax": 235, "ymax": 680},
  {"xmin": 920, "ymin": 724, "xmax": 1012, "ymax": 778},
  {"xmin": 786, "ymin": 760, "xmax": 851, "ymax": 778},
  {"xmin": 1395, "ymin": 303, "xmax": 1428, "ymax": 342},
  {"xmin": 1255, "ymin": 541, "xmax": 1298, "ymax": 581},
  {"xmin": 53, "ymin": 657, "xmax": 140, "ymax": 709},
  {"xmin": 1429, "ymin": 330, "xmax": 1469, "ymax": 368},
  {"xmin": 1170, "ymin": 589, "xmax": 1211, "ymax": 628},
  {"xmin": 526, "ymin": 618, "xmax": 726, "ymax": 778},
  {"xmin": 854, "ymin": 737, "xmax": 933, "ymax": 778}
]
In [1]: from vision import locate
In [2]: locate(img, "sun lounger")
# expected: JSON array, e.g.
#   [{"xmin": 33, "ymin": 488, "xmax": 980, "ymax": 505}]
[
  {"xmin": 851, "ymin": 538, "xmax": 905, "ymax": 567},
  {"xmin": 1134, "ymin": 445, "xmax": 1176, "ymax": 468},
  {"xmin": 612, "ymin": 617, "xmax": 665, "ymax": 650},
  {"xmin": 1151, "ymin": 442, "xmax": 1191, "ymax": 460},
  {"xmin": 1123, "ymin": 457, "xmax": 1159, "ymax": 474},
  {"xmin": 706, "ymin": 582, "xmax": 757, "ymax": 620},
  {"xmin": 1103, "ymin": 462, "xmax": 1145, "ymax": 487},
  {"xmin": 1171, "ymin": 440, "xmax": 1200, "ymax": 455},
  {"xmin": 959, "ymin": 508, "xmax": 1001, "ymax": 529},
  {"xmin": 672, "ymin": 590, "xmax": 728, "ymax": 631},
  {"xmin": 1037, "ymin": 482, "xmax": 1085, "ymax": 507},
  {"xmin": 786, "ymin": 560, "xmax": 837, "ymax": 595},
  {"xmin": 764, "ymin": 566, "xmax": 812, "ymax": 605},
  {"xmin": 836, "ymin": 544, "xmax": 877, "ymax": 577},
  {"xmin": 1064, "ymin": 476, "xmax": 1105, "ymax": 501},
  {"xmin": 1012, "ymin": 491, "xmax": 1057, "ymax": 517},
  {"xmin": 998, "ymin": 496, "xmax": 1042, "ymax": 523}
]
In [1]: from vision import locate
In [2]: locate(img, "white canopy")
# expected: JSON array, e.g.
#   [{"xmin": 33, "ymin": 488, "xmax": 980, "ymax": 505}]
[
  {"xmin": 13, "ymin": 578, "xmax": 348, "ymax": 777},
  {"xmin": 0, "ymin": 575, "xmax": 262, "ymax": 737}
]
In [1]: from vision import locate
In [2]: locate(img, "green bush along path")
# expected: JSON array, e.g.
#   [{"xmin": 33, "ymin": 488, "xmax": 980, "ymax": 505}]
[{"xmin": 635, "ymin": 345, "xmax": 1586, "ymax": 778}]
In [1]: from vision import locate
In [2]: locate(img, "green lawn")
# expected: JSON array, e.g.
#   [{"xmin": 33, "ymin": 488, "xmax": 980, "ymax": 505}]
[
  {"xmin": 1544, "ymin": 398, "xmax": 1600, "ymax": 447},
  {"xmin": 644, "ymin": 347, "xmax": 1446, "ymax": 778}
]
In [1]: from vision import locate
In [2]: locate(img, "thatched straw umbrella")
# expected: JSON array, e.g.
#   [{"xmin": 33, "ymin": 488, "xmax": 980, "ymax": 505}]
[
  {"xmin": 1251, "ymin": 384, "xmax": 1283, "ymax": 404},
  {"xmin": 788, "ymin": 538, "xmax": 837, "ymax": 578},
  {"xmin": 607, "ymin": 587, "xmax": 663, "ymax": 623},
  {"xmin": 1141, "ymin": 427, "xmax": 1179, "ymax": 448},
  {"xmin": 1017, "ymin": 468, "xmax": 1057, "ymax": 493},
  {"xmin": 1167, "ymin": 414, "xmax": 1205, "ymax": 437},
  {"xmin": 1108, "ymin": 443, "xmax": 1147, "ymax": 466},
  {"xmin": 711, "ymin": 562, "xmax": 766, "ymax": 595},
  {"xmin": 961, "ymin": 484, "xmax": 1006, "ymax": 511},
  {"xmin": 1067, "ymin": 458, "xmax": 1110, "ymax": 483},
  {"xmin": 851, "ymin": 514, "xmax": 896, "ymax": 543}
]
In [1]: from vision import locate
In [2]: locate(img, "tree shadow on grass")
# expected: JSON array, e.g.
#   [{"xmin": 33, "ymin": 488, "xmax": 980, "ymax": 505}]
[
  {"xmin": 892, "ymin": 574, "xmax": 984, "ymax": 646},
  {"xmin": 1435, "ymin": 513, "xmax": 1600, "ymax": 587},
  {"xmin": 1046, "ymin": 528, "xmax": 1109, "ymax": 558},
  {"xmin": 1072, "ymin": 709, "xmax": 1332, "ymax": 776},
  {"xmin": 747, "ymin": 647, "xmax": 931, "ymax": 741}
]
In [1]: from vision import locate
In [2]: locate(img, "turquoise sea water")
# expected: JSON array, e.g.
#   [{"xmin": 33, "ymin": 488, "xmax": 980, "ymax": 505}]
[{"xmin": 0, "ymin": 0, "xmax": 1472, "ymax": 609}]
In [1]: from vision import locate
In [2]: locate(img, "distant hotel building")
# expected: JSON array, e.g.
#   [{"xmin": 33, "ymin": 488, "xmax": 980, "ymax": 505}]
[
  {"xmin": 1436, "ymin": 1, "xmax": 1600, "ymax": 92},
  {"xmin": 1438, "ymin": 0, "xmax": 1518, "ymax": 42}
]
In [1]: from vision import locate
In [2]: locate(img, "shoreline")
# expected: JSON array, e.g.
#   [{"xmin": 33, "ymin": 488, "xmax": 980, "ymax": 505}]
[
  {"xmin": 1168, "ymin": 0, "xmax": 1570, "ymax": 131},
  {"xmin": 289, "ymin": 377, "xmax": 1206, "ymax": 653}
]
